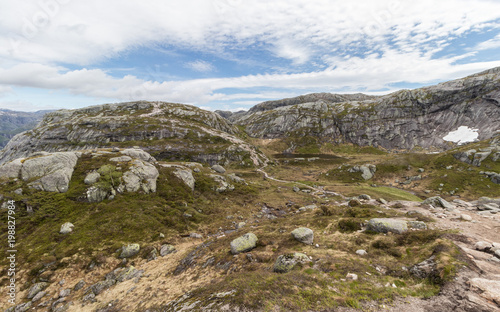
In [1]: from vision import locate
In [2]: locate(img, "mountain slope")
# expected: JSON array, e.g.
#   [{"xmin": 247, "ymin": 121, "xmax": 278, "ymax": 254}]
[
  {"xmin": 0, "ymin": 109, "xmax": 51, "ymax": 148},
  {"xmin": 0, "ymin": 101, "xmax": 267, "ymax": 166},
  {"xmin": 229, "ymin": 68, "xmax": 500, "ymax": 152}
]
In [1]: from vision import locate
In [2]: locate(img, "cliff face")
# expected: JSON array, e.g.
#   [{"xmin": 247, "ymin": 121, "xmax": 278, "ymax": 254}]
[
  {"xmin": 0, "ymin": 109, "xmax": 51, "ymax": 147},
  {"xmin": 0, "ymin": 101, "xmax": 267, "ymax": 166},
  {"xmin": 230, "ymin": 68, "xmax": 500, "ymax": 151}
]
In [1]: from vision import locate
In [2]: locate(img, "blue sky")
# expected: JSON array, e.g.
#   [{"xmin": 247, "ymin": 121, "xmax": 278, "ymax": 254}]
[{"xmin": 1, "ymin": 0, "xmax": 500, "ymax": 112}]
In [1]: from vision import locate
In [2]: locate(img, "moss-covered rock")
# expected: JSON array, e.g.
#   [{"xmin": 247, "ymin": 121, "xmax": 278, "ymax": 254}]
[
  {"xmin": 230, "ymin": 233, "xmax": 258, "ymax": 254},
  {"xmin": 367, "ymin": 218, "xmax": 408, "ymax": 234},
  {"xmin": 120, "ymin": 243, "xmax": 140, "ymax": 258},
  {"xmin": 273, "ymin": 253, "xmax": 309, "ymax": 273}
]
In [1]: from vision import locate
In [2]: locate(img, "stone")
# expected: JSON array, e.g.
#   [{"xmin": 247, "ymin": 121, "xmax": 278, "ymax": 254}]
[
  {"xmin": 148, "ymin": 247, "xmax": 158, "ymax": 261},
  {"xmin": 407, "ymin": 221, "xmax": 427, "ymax": 230},
  {"xmin": 227, "ymin": 173, "xmax": 247, "ymax": 184},
  {"xmin": 160, "ymin": 244, "xmax": 176, "ymax": 256},
  {"xmin": 474, "ymin": 241, "xmax": 492, "ymax": 251},
  {"xmin": 356, "ymin": 249, "xmax": 367, "ymax": 256},
  {"xmin": 31, "ymin": 290, "xmax": 46, "ymax": 302},
  {"xmin": 211, "ymin": 164, "xmax": 226, "ymax": 173},
  {"xmin": 120, "ymin": 148, "xmax": 156, "ymax": 163},
  {"xmin": 298, "ymin": 204, "xmax": 317, "ymax": 211},
  {"xmin": 6, "ymin": 302, "xmax": 32, "ymax": 312},
  {"xmin": 122, "ymin": 160, "xmax": 159, "ymax": 193},
  {"xmin": 273, "ymin": 253, "xmax": 309, "ymax": 273},
  {"xmin": 21, "ymin": 152, "xmax": 80, "ymax": 193},
  {"xmin": 348, "ymin": 199, "xmax": 362, "ymax": 207},
  {"xmin": 230, "ymin": 233, "xmax": 258, "ymax": 254},
  {"xmin": 293, "ymin": 186, "xmax": 300, "ymax": 192},
  {"xmin": 91, "ymin": 279, "xmax": 116, "ymax": 295},
  {"xmin": 190, "ymin": 233, "xmax": 203, "ymax": 239},
  {"xmin": 236, "ymin": 222, "xmax": 246, "ymax": 229},
  {"xmin": 0, "ymin": 158, "xmax": 23, "ymax": 178},
  {"xmin": 346, "ymin": 273, "xmax": 358, "ymax": 281},
  {"xmin": 13, "ymin": 188, "xmax": 22, "ymax": 195},
  {"xmin": 209, "ymin": 174, "xmax": 234, "ymax": 192},
  {"xmin": 26, "ymin": 282, "xmax": 49, "ymax": 299},
  {"xmin": 367, "ymin": 218, "xmax": 408, "ymax": 234},
  {"xmin": 59, "ymin": 289, "xmax": 71, "ymax": 298},
  {"xmin": 109, "ymin": 156, "xmax": 132, "ymax": 162},
  {"xmin": 86, "ymin": 186, "xmax": 109, "ymax": 203},
  {"xmin": 358, "ymin": 194, "xmax": 371, "ymax": 200},
  {"xmin": 84, "ymin": 171, "xmax": 100, "ymax": 185},
  {"xmin": 59, "ymin": 222, "xmax": 74, "ymax": 234},
  {"xmin": 73, "ymin": 280, "xmax": 85, "ymax": 291},
  {"xmin": 291, "ymin": 227, "xmax": 314, "ymax": 245},
  {"xmin": 461, "ymin": 214, "xmax": 472, "ymax": 221},
  {"xmin": 173, "ymin": 169, "xmax": 195, "ymax": 191},
  {"xmin": 409, "ymin": 256, "xmax": 437, "ymax": 279},
  {"xmin": 115, "ymin": 266, "xmax": 143, "ymax": 282},
  {"xmin": 348, "ymin": 164, "xmax": 376, "ymax": 180},
  {"xmin": 119, "ymin": 244, "xmax": 140, "ymax": 258},
  {"xmin": 378, "ymin": 198, "xmax": 388, "ymax": 205},
  {"xmin": 422, "ymin": 196, "xmax": 454, "ymax": 210}
]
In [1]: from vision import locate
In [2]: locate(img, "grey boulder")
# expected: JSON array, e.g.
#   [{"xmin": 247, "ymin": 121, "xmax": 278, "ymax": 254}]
[
  {"xmin": 230, "ymin": 233, "xmax": 258, "ymax": 254},
  {"xmin": 273, "ymin": 253, "xmax": 309, "ymax": 273},
  {"xmin": 291, "ymin": 227, "xmax": 314, "ymax": 245},
  {"xmin": 119, "ymin": 244, "xmax": 140, "ymax": 258},
  {"xmin": 59, "ymin": 222, "xmax": 74, "ymax": 234},
  {"xmin": 367, "ymin": 218, "xmax": 408, "ymax": 234}
]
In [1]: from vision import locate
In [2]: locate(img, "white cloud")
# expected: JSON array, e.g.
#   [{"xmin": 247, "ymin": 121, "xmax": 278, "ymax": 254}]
[
  {"xmin": 184, "ymin": 60, "xmax": 215, "ymax": 72},
  {"xmin": 476, "ymin": 34, "xmax": 500, "ymax": 51}
]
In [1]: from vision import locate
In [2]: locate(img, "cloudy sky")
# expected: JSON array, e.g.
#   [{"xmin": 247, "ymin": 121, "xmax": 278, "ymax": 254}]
[{"xmin": 1, "ymin": 0, "xmax": 500, "ymax": 112}]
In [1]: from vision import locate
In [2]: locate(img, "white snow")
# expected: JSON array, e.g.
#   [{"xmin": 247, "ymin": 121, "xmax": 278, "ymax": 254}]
[{"xmin": 443, "ymin": 126, "xmax": 479, "ymax": 145}]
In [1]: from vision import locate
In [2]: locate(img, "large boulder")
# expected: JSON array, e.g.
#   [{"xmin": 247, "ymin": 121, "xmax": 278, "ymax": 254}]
[
  {"xmin": 273, "ymin": 253, "xmax": 309, "ymax": 273},
  {"xmin": 291, "ymin": 227, "xmax": 314, "ymax": 245},
  {"xmin": 173, "ymin": 169, "xmax": 195, "ymax": 191},
  {"xmin": 230, "ymin": 233, "xmax": 258, "ymax": 254},
  {"xmin": 367, "ymin": 218, "xmax": 408, "ymax": 234},
  {"xmin": 120, "ymin": 148, "xmax": 156, "ymax": 163},
  {"xmin": 348, "ymin": 164, "xmax": 376, "ymax": 180},
  {"xmin": 4, "ymin": 152, "xmax": 80, "ymax": 192},
  {"xmin": 122, "ymin": 160, "xmax": 159, "ymax": 193}
]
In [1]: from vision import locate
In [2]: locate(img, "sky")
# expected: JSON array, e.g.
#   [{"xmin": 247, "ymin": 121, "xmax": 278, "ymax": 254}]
[{"xmin": 1, "ymin": 0, "xmax": 500, "ymax": 112}]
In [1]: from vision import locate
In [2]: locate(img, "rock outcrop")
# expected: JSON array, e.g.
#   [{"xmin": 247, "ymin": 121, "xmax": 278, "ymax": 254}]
[{"xmin": 227, "ymin": 68, "xmax": 500, "ymax": 152}]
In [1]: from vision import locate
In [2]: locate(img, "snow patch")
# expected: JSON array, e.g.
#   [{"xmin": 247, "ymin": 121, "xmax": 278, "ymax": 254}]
[{"xmin": 443, "ymin": 126, "xmax": 479, "ymax": 145}]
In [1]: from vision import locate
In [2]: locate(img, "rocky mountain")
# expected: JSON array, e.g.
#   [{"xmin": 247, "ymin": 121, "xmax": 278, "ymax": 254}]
[
  {"xmin": 0, "ymin": 101, "xmax": 267, "ymax": 166},
  {"xmin": 227, "ymin": 68, "xmax": 500, "ymax": 152},
  {"xmin": 0, "ymin": 109, "xmax": 51, "ymax": 148}
]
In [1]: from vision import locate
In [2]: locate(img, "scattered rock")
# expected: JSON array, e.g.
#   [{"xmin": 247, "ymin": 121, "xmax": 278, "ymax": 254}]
[
  {"xmin": 190, "ymin": 233, "xmax": 203, "ymax": 239},
  {"xmin": 86, "ymin": 186, "xmax": 109, "ymax": 203},
  {"xmin": 211, "ymin": 164, "xmax": 226, "ymax": 173},
  {"xmin": 409, "ymin": 256, "xmax": 437, "ymax": 279},
  {"xmin": 59, "ymin": 222, "xmax": 74, "ymax": 234},
  {"xmin": 348, "ymin": 164, "xmax": 376, "ymax": 180},
  {"xmin": 367, "ymin": 218, "xmax": 408, "ymax": 234},
  {"xmin": 291, "ymin": 227, "xmax": 314, "ymax": 245},
  {"xmin": 119, "ymin": 244, "xmax": 140, "ymax": 258},
  {"xmin": 73, "ymin": 280, "xmax": 85, "ymax": 291},
  {"xmin": 378, "ymin": 198, "xmax": 388, "ymax": 205},
  {"xmin": 293, "ymin": 186, "xmax": 300, "ymax": 192},
  {"xmin": 356, "ymin": 249, "xmax": 367, "ymax": 256},
  {"xmin": 407, "ymin": 221, "xmax": 427, "ymax": 230},
  {"xmin": 31, "ymin": 290, "xmax": 46, "ymax": 302},
  {"xmin": 173, "ymin": 169, "xmax": 195, "ymax": 191},
  {"xmin": 160, "ymin": 244, "xmax": 176, "ymax": 256},
  {"xmin": 298, "ymin": 204, "xmax": 317, "ymax": 211},
  {"xmin": 236, "ymin": 222, "xmax": 246, "ymax": 229},
  {"xmin": 109, "ymin": 156, "xmax": 132, "ymax": 162},
  {"xmin": 422, "ymin": 196, "xmax": 454, "ymax": 210},
  {"xmin": 273, "ymin": 253, "xmax": 309, "ymax": 273},
  {"xmin": 461, "ymin": 214, "xmax": 473, "ymax": 221},
  {"xmin": 358, "ymin": 194, "xmax": 371, "ymax": 200},
  {"xmin": 84, "ymin": 171, "xmax": 100, "ymax": 185},
  {"xmin": 230, "ymin": 233, "xmax": 258, "ymax": 254},
  {"xmin": 474, "ymin": 241, "xmax": 493, "ymax": 252},
  {"xmin": 26, "ymin": 282, "xmax": 49, "ymax": 299},
  {"xmin": 209, "ymin": 174, "xmax": 234, "ymax": 192},
  {"xmin": 348, "ymin": 199, "xmax": 362, "ymax": 207},
  {"xmin": 346, "ymin": 273, "xmax": 358, "ymax": 281},
  {"xmin": 59, "ymin": 289, "xmax": 71, "ymax": 298}
]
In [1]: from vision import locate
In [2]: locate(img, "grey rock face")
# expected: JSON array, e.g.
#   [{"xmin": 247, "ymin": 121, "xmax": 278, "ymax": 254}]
[
  {"xmin": 119, "ymin": 244, "xmax": 140, "ymax": 258},
  {"xmin": 367, "ymin": 218, "xmax": 408, "ymax": 234},
  {"xmin": 230, "ymin": 68, "xmax": 500, "ymax": 151},
  {"xmin": 273, "ymin": 253, "xmax": 309, "ymax": 273},
  {"xmin": 59, "ymin": 222, "xmax": 74, "ymax": 234},
  {"xmin": 291, "ymin": 227, "xmax": 314, "ymax": 245},
  {"xmin": 230, "ymin": 233, "xmax": 258, "ymax": 254},
  {"xmin": 173, "ymin": 169, "xmax": 195, "ymax": 191}
]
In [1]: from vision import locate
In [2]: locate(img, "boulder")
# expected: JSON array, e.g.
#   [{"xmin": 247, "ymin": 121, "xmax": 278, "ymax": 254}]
[
  {"xmin": 474, "ymin": 241, "xmax": 492, "ymax": 252},
  {"xmin": 119, "ymin": 244, "xmax": 140, "ymax": 258},
  {"xmin": 120, "ymin": 148, "xmax": 156, "ymax": 163},
  {"xmin": 291, "ymin": 227, "xmax": 314, "ymax": 245},
  {"xmin": 173, "ymin": 169, "xmax": 195, "ymax": 191},
  {"xmin": 86, "ymin": 186, "xmax": 109, "ymax": 203},
  {"xmin": 422, "ymin": 196, "xmax": 454, "ymax": 210},
  {"xmin": 356, "ymin": 249, "xmax": 367, "ymax": 256},
  {"xmin": 358, "ymin": 194, "xmax": 371, "ymax": 200},
  {"xmin": 21, "ymin": 152, "xmax": 80, "ymax": 192},
  {"xmin": 109, "ymin": 156, "xmax": 132, "ymax": 162},
  {"xmin": 230, "ymin": 233, "xmax": 258, "ymax": 254},
  {"xmin": 84, "ymin": 171, "xmax": 100, "ymax": 185},
  {"xmin": 122, "ymin": 160, "xmax": 159, "ymax": 193},
  {"xmin": 209, "ymin": 174, "xmax": 234, "ymax": 192},
  {"xmin": 0, "ymin": 158, "xmax": 23, "ymax": 179},
  {"xmin": 346, "ymin": 273, "xmax": 358, "ymax": 281},
  {"xmin": 461, "ymin": 214, "xmax": 473, "ymax": 221},
  {"xmin": 367, "ymin": 218, "xmax": 408, "ymax": 234},
  {"xmin": 31, "ymin": 290, "xmax": 46, "ymax": 302},
  {"xmin": 348, "ymin": 164, "xmax": 376, "ymax": 180},
  {"xmin": 407, "ymin": 221, "xmax": 427, "ymax": 230},
  {"xmin": 26, "ymin": 282, "xmax": 49, "ymax": 299},
  {"xmin": 59, "ymin": 222, "xmax": 74, "ymax": 234},
  {"xmin": 160, "ymin": 244, "xmax": 176, "ymax": 256},
  {"xmin": 211, "ymin": 164, "xmax": 226, "ymax": 173},
  {"xmin": 410, "ymin": 256, "xmax": 437, "ymax": 279},
  {"xmin": 273, "ymin": 253, "xmax": 309, "ymax": 273}
]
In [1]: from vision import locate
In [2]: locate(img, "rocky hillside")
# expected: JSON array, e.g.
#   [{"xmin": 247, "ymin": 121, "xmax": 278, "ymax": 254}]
[
  {"xmin": 228, "ymin": 68, "xmax": 500, "ymax": 152},
  {"xmin": 0, "ymin": 102, "xmax": 267, "ymax": 167},
  {"xmin": 0, "ymin": 109, "xmax": 50, "ymax": 148}
]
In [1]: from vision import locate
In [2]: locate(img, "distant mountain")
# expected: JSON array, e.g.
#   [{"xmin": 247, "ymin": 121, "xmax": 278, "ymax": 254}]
[
  {"xmin": 226, "ymin": 67, "xmax": 500, "ymax": 151},
  {"xmin": 0, "ymin": 109, "xmax": 52, "ymax": 148}
]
